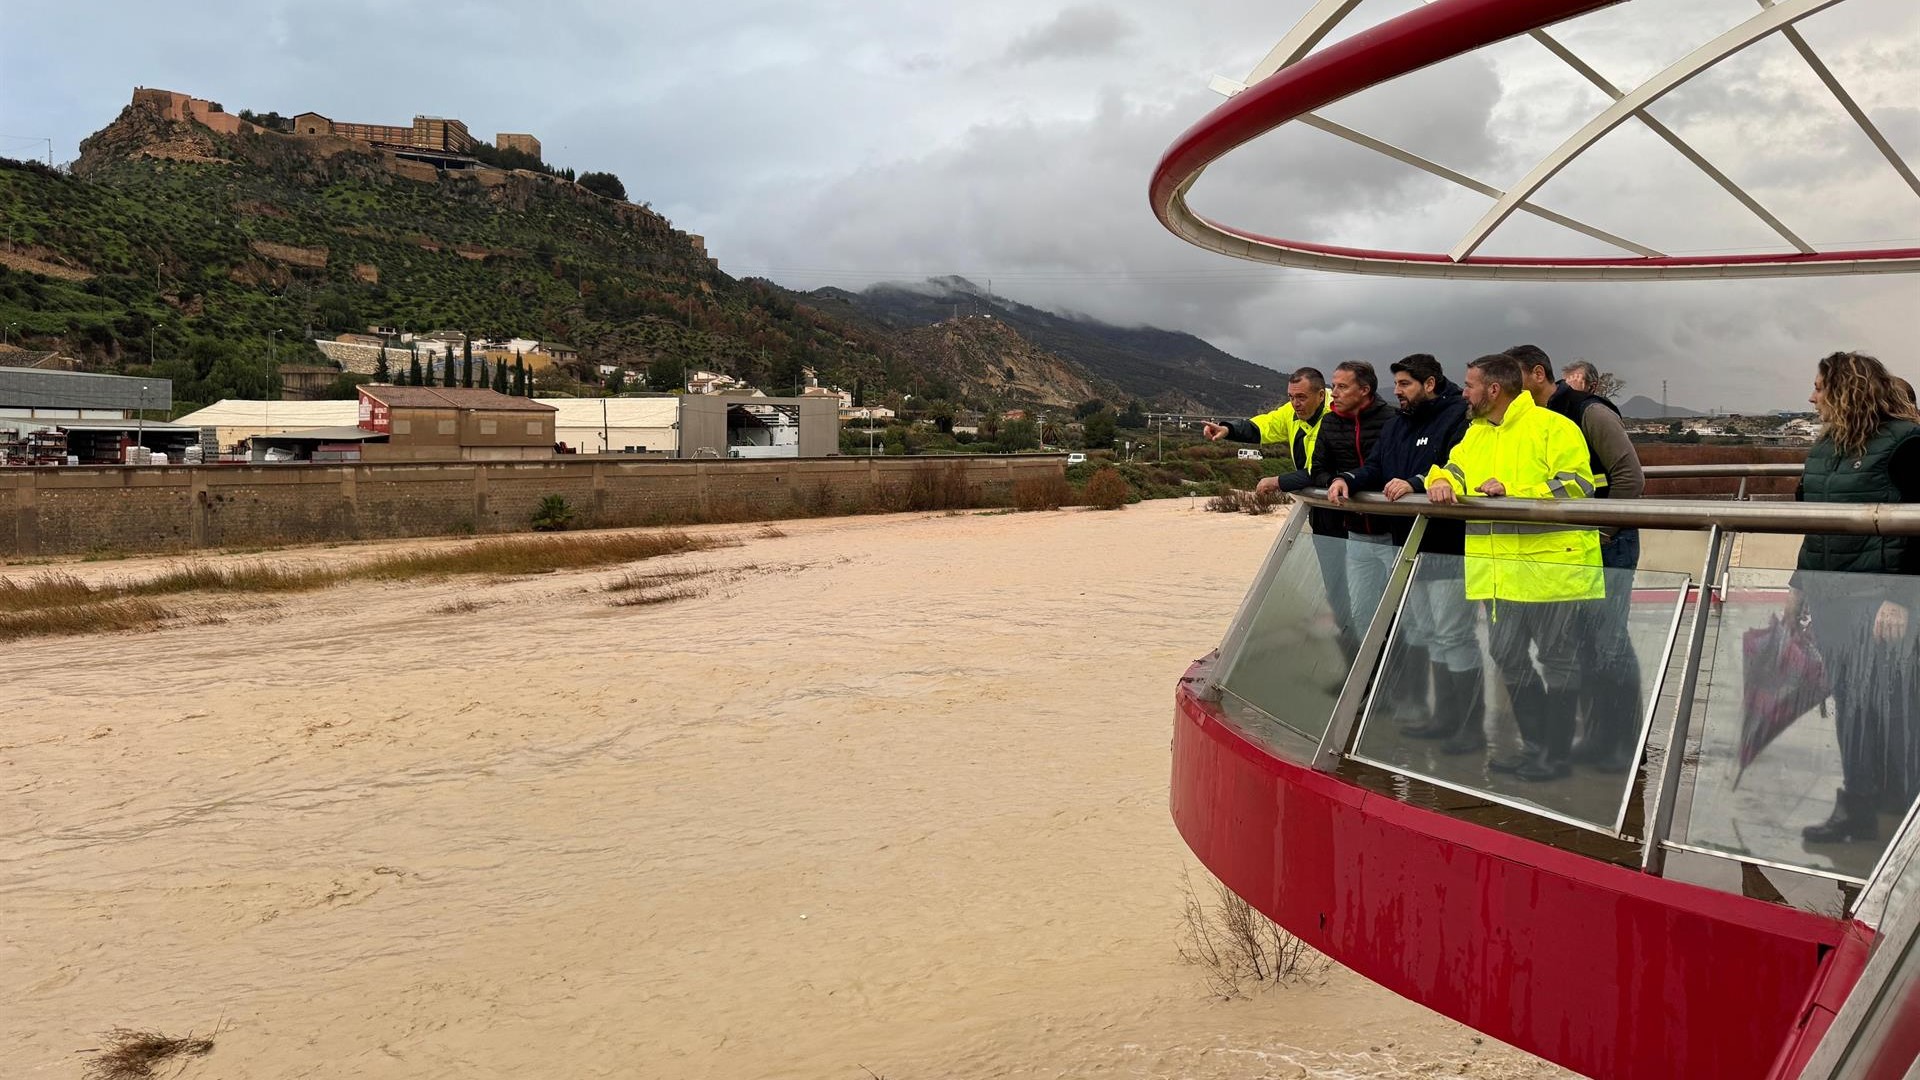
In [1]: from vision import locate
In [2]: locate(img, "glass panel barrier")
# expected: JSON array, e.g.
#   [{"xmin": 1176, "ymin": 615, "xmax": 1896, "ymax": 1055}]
[
  {"xmin": 1675, "ymin": 568, "xmax": 1920, "ymax": 882},
  {"xmin": 1217, "ymin": 531, "xmax": 1399, "ymax": 753},
  {"xmin": 1351, "ymin": 551, "xmax": 1689, "ymax": 834}
]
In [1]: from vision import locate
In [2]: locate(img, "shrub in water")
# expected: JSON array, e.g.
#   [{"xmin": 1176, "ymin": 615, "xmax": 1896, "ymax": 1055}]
[{"xmin": 1085, "ymin": 467, "xmax": 1130, "ymax": 510}]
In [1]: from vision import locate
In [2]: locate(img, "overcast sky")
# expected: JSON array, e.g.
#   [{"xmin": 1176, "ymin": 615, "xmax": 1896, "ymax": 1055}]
[{"xmin": 7, "ymin": 0, "xmax": 1920, "ymax": 411}]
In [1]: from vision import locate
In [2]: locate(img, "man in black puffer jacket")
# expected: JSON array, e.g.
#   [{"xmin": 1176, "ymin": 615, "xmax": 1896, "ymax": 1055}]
[
  {"xmin": 1327, "ymin": 355, "xmax": 1483, "ymax": 750},
  {"xmin": 1310, "ymin": 361, "xmax": 1394, "ymax": 655}
]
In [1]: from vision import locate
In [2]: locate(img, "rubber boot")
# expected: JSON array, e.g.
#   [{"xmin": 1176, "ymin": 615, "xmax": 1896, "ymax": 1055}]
[
  {"xmin": 1802, "ymin": 788, "xmax": 1879, "ymax": 844},
  {"xmin": 1398, "ymin": 656, "xmax": 1455, "ymax": 738},
  {"xmin": 1592, "ymin": 722, "xmax": 1640, "ymax": 775},
  {"xmin": 1489, "ymin": 676, "xmax": 1546, "ymax": 774},
  {"xmin": 1438, "ymin": 666, "xmax": 1488, "ymax": 755},
  {"xmin": 1517, "ymin": 686, "xmax": 1577, "ymax": 782}
]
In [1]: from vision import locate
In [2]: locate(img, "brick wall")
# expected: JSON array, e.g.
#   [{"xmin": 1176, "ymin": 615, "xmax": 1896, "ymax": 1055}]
[
  {"xmin": 1635, "ymin": 443, "xmax": 1807, "ymax": 498},
  {"xmin": 0, "ymin": 456, "xmax": 1064, "ymax": 557}
]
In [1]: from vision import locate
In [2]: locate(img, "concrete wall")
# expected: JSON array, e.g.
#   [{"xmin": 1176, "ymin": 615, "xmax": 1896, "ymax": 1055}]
[{"xmin": 0, "ymin": 456, "xmax": 1064, "ymax": 557}]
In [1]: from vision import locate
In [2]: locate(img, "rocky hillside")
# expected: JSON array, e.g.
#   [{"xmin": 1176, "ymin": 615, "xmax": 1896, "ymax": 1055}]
[
  {"xmin": 2, "ymin": 94, "xmax": 1275, "ymax": 418},
  {"xmin": 891, "ymin": 316, "xmax": 1106, "ymax": 410},
  {"xmin": 808, "ymin": 277, "xmax": 1277, "ymax": 414}
]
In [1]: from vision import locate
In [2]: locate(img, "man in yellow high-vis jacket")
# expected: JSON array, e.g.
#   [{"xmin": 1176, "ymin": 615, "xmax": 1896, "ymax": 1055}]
[
  {"xmin": 1426, "ymin": 354, "xmax": 1604, "ymax": 782},
  {"xmin": 1207, "ymin": 367, "xmax": 1352, "ymax": 650},
  {"xmin": 1204, "ymin": 367, "xmax": 1332, "ymax": 497}
]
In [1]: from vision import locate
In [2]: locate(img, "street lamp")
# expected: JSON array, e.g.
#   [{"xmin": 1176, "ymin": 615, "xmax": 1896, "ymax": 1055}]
[
  {"xmin": 3, "ymin": 321, "xmax": 16, "ymax": 346},
  {"xmin": 267, "ymin": 328, "xmax": 281, "ymax": 432},
  {"xmin": 136, "ymin": 384, "xmax": 147, "ymax": 464},
  {"xmin": 149, "ymin": 322, "xmax": 164, "ymax": 368}
]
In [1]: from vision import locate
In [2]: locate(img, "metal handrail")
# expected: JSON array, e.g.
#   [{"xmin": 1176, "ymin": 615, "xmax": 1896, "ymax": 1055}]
[
  {"xmin": 1289, "ymin": 490, "xmax": 1920, "ymax": 535},
  {"xmin": 1640, "ymin": 463, "xmax": 1804, "ymax": 479}
]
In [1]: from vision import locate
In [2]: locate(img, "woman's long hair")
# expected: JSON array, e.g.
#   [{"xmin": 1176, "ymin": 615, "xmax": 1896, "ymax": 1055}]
[{"xmin": 1815, "ymin": 352, "xmax": 1920, "ymax": 457}]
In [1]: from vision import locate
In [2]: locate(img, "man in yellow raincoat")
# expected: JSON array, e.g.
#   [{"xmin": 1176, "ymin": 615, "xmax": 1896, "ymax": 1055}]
[{"xmin": 1426, "ymin": 354, "xmax": 1604, "ymax": 782}]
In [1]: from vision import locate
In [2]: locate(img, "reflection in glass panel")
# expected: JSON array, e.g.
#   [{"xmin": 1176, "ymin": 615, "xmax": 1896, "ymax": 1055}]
[
  {"xmin": 1218, "ymin": 533, "xmax": 1397, "ymax": 749},
  {"xmin": 1678, "ymin": 568, "xmax": 1920, "ymax": 881},
  {"xmin": 1352, "ymin": 553, "xmax": 1688, "ymax": 833}
]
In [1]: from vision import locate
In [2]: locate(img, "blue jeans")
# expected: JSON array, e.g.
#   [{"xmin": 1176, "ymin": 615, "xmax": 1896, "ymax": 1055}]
[
  {"xmin": 1579, "ymin": 528, "xmax": 1644, "ymax": 753},
  {"xmin": 1408, "ymin": 570, "xmax": 1482, "ymax": 674},
  {"xmin": 1593, "ymin": 529, "xmax": 1640, "ymax": 672},
  {"xmin": 1601, "ymin": 528, "xmax": 1641, "ymax": 572},
  {"xmin": 1345, "ymin": 532, "xmax": 1397, "ymax": 639}
]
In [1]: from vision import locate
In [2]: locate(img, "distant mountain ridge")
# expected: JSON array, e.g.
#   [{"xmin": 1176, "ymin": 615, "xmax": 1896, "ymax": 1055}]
[
  {"xmin": 1620, "ymin": 394, "xmax": 1704, "ymax": 419},
  {"xmin": 807, "ymin": 277, "xmax": 1278, "ymax": 415}
]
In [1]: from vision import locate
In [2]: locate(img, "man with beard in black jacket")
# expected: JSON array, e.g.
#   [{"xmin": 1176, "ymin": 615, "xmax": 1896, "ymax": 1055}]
[
  {"xmin": 1327, "ymin": 355, "xmax": 1484, "ymax": 750},
  {"xmin": 1310, "ymin": 361, "xmax": 1395, "ymax": 655}
]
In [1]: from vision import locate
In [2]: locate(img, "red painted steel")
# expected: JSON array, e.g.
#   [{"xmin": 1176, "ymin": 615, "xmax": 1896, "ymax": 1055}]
[
  {"xmin": 1148, "ymin": 0, "xmax": 1920, "ymax": 275},
  {"xmin": 1765, "ymin": 925, "xmax": 1875, "ymax": 1080},
  {"xmin": 1172, "ymin": 668, "xmax": 1860, "ymax": 1079}
]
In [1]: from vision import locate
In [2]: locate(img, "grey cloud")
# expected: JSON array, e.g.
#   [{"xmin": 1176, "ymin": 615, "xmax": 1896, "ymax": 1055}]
[
  {"xmin": 1002, "ymin": 6, "xmax": 1137, "ymax": 66},
  {"xmin": 11, "ymin": 0, "xmax": 1920, "ymax": 412}
]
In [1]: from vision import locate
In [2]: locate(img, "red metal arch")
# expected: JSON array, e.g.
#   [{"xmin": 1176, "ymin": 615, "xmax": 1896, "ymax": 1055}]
[{"xmin": 1149, "ymin": 0, "xmax": 1920, "ymax": 280}]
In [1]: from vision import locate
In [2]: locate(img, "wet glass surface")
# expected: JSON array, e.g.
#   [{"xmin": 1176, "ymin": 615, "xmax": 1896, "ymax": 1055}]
[
  {"xmin": 1677, "ymin": 568, "xmax": 1920, "ymax": 882},
  {"xmin": 1217, "ymin": 534, "xmax": 1393, "ymax": 752},
  {"xmin": 1351, "ymin": 553, "xmax": 1688, "ymax": 833}
]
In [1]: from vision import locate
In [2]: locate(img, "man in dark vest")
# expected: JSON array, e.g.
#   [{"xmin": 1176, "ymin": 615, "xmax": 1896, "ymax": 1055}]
[
  {"xmin": 1310, "ymin": 361, "xmax": 1394, "ymax": 649},
  {"xmin": 1511, "ymin": 345, "xmax": 1646, "ymax": 773},
  {"xmin": 1326, "ymin": 354, "xmax": 1482, "ymax": 748}
]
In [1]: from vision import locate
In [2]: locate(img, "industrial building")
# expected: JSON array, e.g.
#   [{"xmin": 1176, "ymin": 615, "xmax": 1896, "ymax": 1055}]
[
  {"xmin": 355, "ymin": 386, "xmax": 557, "ymax": 461},
  {"xmin": 172, "ymin": 393, "xmax": 842, "ymax": 461},
  {"xmin": 678, "ymin": 395, "xmax": 840, "ymax": 458},
  {"xmin": 0, "ymin": 369, "xmax": 189, "ymax": 464}
]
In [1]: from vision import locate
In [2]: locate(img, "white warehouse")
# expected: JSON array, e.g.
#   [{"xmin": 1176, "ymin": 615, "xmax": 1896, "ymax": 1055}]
[{"xmin": 177, "ymin": 397, "xmax": 682, "ymax": 456}]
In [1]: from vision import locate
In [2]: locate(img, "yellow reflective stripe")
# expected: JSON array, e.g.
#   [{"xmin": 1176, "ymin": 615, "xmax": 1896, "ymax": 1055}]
[
  {"xmin": 1465, "ymin": 522, "xmax": 1581, "ymax": 536},
  {"xmin": 1555, "ymin": 471, "xmax": 1597, "ymax": 496}
]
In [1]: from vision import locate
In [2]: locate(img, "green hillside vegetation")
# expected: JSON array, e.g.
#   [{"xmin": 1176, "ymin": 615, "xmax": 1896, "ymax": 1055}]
[
  {"xmin": 0, "ymin": 103, "xmax": 917, "ymax": 415},
  {"xmin": 2, "ymin": 96, "xmax": 1279, "ymax": 428}
]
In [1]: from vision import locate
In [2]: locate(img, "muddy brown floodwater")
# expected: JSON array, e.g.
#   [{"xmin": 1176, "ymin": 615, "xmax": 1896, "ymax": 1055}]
[{"xmin": 1, "ymin": 501, "xmax": 1570, "ymax": 1079}]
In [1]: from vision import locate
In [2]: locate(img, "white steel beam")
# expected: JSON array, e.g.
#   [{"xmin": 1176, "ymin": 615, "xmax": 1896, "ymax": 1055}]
[
  {"xmin": 1452, "ymin": 0, "xmax": 1847, "ymax": 263},
  {"xmin": 1296, "ymin": 113, "xmax": 1664, "ymax": 256},
  {"xmin": 1757, "ymin": 0, "xmax": 1920, "ymax": 202},
  {"xmin": 1242, "ymin": 0, "xmax": 1367, "ymax": 86},
  {"xmin": 1525, "ymin": 27, "xmax": 1814, "ymax": 253}
]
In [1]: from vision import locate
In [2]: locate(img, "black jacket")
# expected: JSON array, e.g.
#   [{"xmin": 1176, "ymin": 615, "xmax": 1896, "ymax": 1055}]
[
  {"xmin": 1312, "ymin": 396, "xmax": 1392, "ymax": 535},
  {"xmin": 1336, "ymin": 378, "xmax": 1472, "ymax": 553}
]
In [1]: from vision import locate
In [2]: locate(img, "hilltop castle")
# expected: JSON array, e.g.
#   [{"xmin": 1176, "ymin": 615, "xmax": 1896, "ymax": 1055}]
[{"xmin": 131, "ymin": 87, "xmax": 538, "ymax": 160}]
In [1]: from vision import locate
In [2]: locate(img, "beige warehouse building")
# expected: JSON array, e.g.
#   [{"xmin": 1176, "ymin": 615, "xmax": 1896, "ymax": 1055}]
[{"xmin": 178, "ymin": 397, "xmax": 686, "ymax": 456}]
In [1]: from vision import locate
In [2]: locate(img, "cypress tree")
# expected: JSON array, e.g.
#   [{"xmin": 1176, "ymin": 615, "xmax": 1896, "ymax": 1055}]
[
  {"xmin": 424, "ymin": 350, "xmax": 438, "ymax": 387},
  {"xmin": 408, "ymin": 355, "xmax": 423, "ymax": 386},
  {"xmin": 374, "ymin": 346, "xmax": 391, "ymax": 383},
  {"xmin": 462, "ymin": 339, "xmax": 474, "ymax": 388},
  {"xmin": 493, "ymin": 358, "xmax": 508, "ymax": 393},
  {"xmin": 512, "ymin": 356, "xmax": 526, "ymax": 396}
]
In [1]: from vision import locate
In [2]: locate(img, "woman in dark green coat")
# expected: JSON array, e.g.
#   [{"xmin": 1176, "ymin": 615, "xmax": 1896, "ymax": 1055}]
[{"xmin": 1795, "ymin": 352, "xmax": 1920, "ymax": 844}]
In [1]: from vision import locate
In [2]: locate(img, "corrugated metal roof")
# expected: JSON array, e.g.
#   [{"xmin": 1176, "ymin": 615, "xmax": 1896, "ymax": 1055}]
[
  {"xmin": 361, "ymin": 386, "xmax": 556, "ymax": 411},
  {"xmin": 0, "ymin": 368, "xmax": 173, "ymax": 411},
  {"xmin": 174, "ymin": 401, "xmax": 360, "ymax": 427},
  {"xmin": 177, "ymin": 397, "xmax": 680, "ymax": 430},
  {"xmin": 540, "ymin": 398, "xmax": 680, "ymax": 428}
]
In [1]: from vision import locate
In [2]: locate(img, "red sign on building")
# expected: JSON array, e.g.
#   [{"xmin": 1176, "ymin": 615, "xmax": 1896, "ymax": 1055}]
[{"xmin": 357, "ymin": 387, "xmax": 391, "ymax": 433}]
